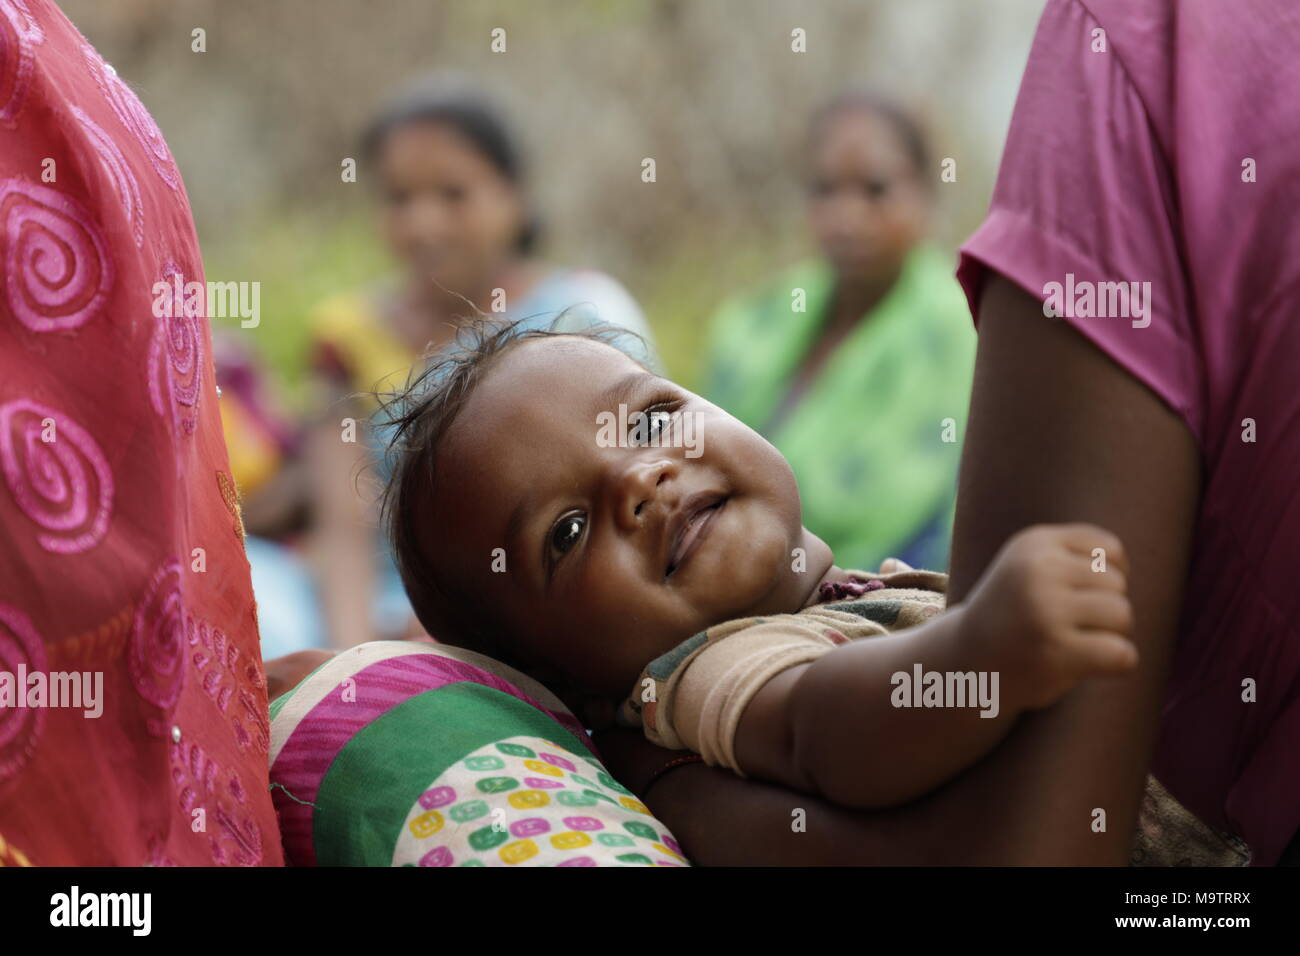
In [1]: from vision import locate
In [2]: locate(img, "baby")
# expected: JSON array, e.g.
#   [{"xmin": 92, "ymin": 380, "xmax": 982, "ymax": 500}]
[{"xmin": 381, "ymin": 320, "xmax": 1136, "ymax": 811}]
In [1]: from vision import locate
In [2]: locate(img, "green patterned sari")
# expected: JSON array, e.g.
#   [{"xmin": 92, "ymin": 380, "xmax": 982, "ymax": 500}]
[{"xmin": 702, "ymin": 244, "xmax": 976, "ymax": 572}]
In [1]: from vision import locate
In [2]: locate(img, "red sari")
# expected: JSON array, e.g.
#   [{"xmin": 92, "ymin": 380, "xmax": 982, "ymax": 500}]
[{"xmin": 0, "ymin": 0, "xmax": 282, "ymax": 865}]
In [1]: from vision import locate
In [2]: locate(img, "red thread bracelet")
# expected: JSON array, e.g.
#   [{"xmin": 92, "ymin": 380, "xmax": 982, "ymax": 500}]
[{"xmin": 643, "ymin": 754, "xmax": 704, "ymax": 794}]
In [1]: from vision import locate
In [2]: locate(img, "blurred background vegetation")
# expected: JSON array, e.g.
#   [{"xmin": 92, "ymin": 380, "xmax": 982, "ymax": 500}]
[{"xmin": 61, "ymin": 0, "xmax": 1043, "ymax": 401}]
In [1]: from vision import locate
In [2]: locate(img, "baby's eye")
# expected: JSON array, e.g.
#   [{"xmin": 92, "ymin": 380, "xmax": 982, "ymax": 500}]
[
  {"xmin": 647, "ymin": 409, "xmax": 673, "ymax": 438},
  {"xmin": 631, "ymin": 401, "xmax": 677, "ymax": 445},
  {"xmin": 548, "ymin": 513, "xmax": 586, "ymax": 558}
]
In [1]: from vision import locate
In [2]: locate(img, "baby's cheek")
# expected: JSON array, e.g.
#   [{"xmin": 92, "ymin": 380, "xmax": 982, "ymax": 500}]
[
  {"xmin": 549, "ymin": 600, "xmax": 636, "ymax": 695},
  {"xmin": 585, "ymin": 604, "xmax": 683, "ymax": 697},
  {"xmin": 724, "ymin": 501, "xmax": 790, "ymax": 573}
]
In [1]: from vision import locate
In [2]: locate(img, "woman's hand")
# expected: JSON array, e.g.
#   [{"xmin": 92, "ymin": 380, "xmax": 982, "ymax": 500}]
[
  {"xmin": 264, "ymin": 649, "xmax": 336, "ymax": 703},
  {"xmin": 592, "ymin": 727, "xmax": 690, "ymax": 797}
]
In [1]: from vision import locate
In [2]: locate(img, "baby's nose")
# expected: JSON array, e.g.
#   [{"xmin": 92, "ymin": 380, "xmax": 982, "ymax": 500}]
[{"xmin": 612, "ymin": 457, "xmax": 675, "ymax": 532}]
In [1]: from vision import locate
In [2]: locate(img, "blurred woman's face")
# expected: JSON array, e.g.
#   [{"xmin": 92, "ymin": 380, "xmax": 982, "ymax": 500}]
[
  {"xmin": 807, "ymin": 109, "xmax": 930, "ymax": 289},
  {"xmin": 376, "ymin": 121, "xmax": 526, "ymax": 298}
]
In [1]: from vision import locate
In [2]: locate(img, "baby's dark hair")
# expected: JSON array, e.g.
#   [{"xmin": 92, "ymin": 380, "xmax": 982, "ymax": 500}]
[{"xmin": 378, "ymin": 316, "xmax": 649, "ymax": 666}]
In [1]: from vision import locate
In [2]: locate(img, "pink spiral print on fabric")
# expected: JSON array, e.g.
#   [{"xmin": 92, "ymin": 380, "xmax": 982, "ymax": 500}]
[
  {"xmin": 0, "ymin": 603, "xmax": 48, "ymax": 783},
  {"xmin": 186, "ymin": 612, "xmax": 269, "ymax": 755},
  {"xmin": 72, "ymin": 105, "xmax": 145, "ymax": 247},
  {"xmin": 82, "ymin": 44, "xmax": 180, "ymax": 191},
  {"xmin": 0, "ymin": 0, "xmax": 39, "ymax": 36},
  {"xmin": 148, "ymin": 260, "xmax": 203, "ymax": 436},
  {"xmin": 0, "ymin": 399, "xmax": 113, "ymax": 554},
  {"xmin": 129, "ymin": 560, "xmax": 186, "ymax": 711},
  {"xmin": 0, "ymin": 0, "xmax": 44, "ymax": 128},
  {"xmin": 169, "ymin": 738, "xmax": 264, "ymax": 866},
  {"xmin": 0, "ymin": 179, "xmax": 114, "ymax": 333}
]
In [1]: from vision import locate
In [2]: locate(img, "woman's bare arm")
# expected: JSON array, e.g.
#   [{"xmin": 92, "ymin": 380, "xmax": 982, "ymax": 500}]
[
  {"xmin": 594, "ymin": 727, "xmax": 943, "ymax": 865},
  {"xmin": 923, "ymin": 274, "xmax": 1200, "ymax": 862},
  {"xmin": 306, "ymin": 400, "xmax": 379, "ymax": 650}
]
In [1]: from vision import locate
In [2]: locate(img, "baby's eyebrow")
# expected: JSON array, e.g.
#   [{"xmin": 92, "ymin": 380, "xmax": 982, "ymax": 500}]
[{"xmin": 594, "ymin": 369, "xmax": 656, "ymax": 415}]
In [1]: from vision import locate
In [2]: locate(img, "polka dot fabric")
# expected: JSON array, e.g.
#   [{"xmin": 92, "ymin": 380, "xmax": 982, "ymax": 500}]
[
  {"xmin": 394, "ymin": 735, "xmax": 686, "ymax": 866},
  {"xmin": 269, "ymin": 641, "xmax": 689, "ymax": 867}
]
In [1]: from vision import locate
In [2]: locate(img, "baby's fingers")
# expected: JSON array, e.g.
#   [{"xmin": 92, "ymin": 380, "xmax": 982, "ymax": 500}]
[
  {"xmin": 1056, "ymin": 523, "xmax": 1130, "ymax": 574},
  {"xmin": 1069, "ymin": 592, "xmax": 1134, "ymax": 635},
  {"xmin": 1065, "ymin": 630, "xmax": 1139, "ymax": 676},
  {"xmin": 1059, "ymin": 555, "xmax": 1127, "ymax": 593}
]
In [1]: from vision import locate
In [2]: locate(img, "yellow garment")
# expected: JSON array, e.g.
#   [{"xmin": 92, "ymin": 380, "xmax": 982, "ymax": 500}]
[
  {"xmin": 217, "ymin": 395, "xmax": 281, "ymax": 497},
  {"xmin": 309, "ymin": 291, "xmax": 417, "ymax": 408}
]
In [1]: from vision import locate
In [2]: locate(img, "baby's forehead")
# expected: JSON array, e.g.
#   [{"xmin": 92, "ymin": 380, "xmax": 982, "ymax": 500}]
[
  {"xmin": 430, "ymin": 335, "xmax": 642, "ymax": 550},
  {"xmin": 496, "ymin": 334, "xmax": 634, "ymax": 385},
  {"xmin": 442, "ymin": 335, "xmax": 639, "ymax": 462},
  {"xmin": 467, "ymin": 336, "xmax": 642, "ymax": 418}
]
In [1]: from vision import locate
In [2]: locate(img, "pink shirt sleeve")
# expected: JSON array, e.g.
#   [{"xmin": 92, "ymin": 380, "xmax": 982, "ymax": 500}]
[
  {"xmin": 956, "ymin": 0, "xmax": 1300, "ymax": 865},
  {"xmin": 957, "ymin": 0, "xmax": 1203, "ymax": 443}
]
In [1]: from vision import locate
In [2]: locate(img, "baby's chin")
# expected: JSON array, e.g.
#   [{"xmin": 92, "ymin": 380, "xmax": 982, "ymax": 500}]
[{"xmin": 697, "ymin": 539, "xmax": 806, "ymax": 622}]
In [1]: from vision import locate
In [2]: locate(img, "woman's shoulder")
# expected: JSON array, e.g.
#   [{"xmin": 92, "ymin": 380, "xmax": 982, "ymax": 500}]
[
  {"xmin": 527, "ymin": 266, "xmax": 658, "ymax": 362},
  {"xmin": 529, "ymin": 267, "xmax": 644, "ymax": 324},
  {"xmin": 540, "ymin": 266, "xmax": 634, "ymax": 298}
]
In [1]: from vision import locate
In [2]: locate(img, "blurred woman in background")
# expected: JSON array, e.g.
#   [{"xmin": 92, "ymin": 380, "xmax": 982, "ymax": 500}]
[
  {"xmin": 306, "ymin": 76, "xmax": 657, "ymax": 649},
  {"xmin": 702, "ymin": 92, "xmax": 973, "ymax": 572},
  {"xmin": 214, "ymin": 330, "xmax": 324, "ymax": 657}
]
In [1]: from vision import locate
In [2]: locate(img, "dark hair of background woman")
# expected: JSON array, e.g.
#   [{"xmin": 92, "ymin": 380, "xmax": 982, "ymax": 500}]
[
  {"xmin": 361, "ymin": 75, "xmax": 542, "ymax": 253},
  {"xmin": 807, "ymin": 89, "xmax": 933, "ymax": 188}
]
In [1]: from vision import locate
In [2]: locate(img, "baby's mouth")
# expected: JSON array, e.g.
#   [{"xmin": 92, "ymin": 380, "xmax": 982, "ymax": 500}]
[{"xmin": 664, "ymin": 493, "xmax": 728, "ymax": 579}]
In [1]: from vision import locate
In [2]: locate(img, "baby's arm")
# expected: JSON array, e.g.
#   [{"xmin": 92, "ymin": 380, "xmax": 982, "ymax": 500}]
[{"xmin": 735, "ymin": 524, "xmax": 1136, "ymax": 809}]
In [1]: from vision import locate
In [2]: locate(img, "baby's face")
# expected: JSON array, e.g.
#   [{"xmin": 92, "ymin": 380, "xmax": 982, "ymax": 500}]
[{"xmin": 427, "ymin": 336, "xmax": 832, "ymax": 697}]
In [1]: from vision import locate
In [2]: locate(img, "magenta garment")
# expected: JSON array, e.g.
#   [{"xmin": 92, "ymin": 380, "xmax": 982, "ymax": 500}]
[
  {"xmin": 0, "ymin": 0, "xmax": 283, "ymax": 865},
  {"xmin": 957, "ymin": 0, "xmax": 1300, "ymax": 865}
]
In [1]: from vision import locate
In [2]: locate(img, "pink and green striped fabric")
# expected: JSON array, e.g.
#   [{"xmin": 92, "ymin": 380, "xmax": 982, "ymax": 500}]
[{"xmin": 268, "ymin": 641, "xmax": 688, "ymax": 867}]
